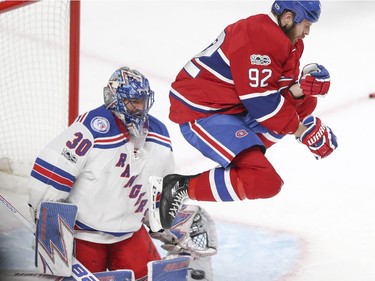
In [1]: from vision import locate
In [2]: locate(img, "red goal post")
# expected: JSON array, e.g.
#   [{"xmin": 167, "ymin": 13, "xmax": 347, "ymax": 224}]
[{"xmin": 0, "ymin": 0, "xmax": 80, "ymax": 177}]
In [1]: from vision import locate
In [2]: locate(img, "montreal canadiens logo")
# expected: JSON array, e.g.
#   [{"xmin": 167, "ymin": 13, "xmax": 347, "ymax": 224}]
[
  {"xmin": 91, "ymin": 116, "xmax": 110, "ymax": 133},
  {"xmin": 235, "ymin": 129, "xmax": 248, "ymax": 138}
]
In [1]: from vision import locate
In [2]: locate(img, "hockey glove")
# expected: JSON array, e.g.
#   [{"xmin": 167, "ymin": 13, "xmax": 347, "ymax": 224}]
[
  {"xmin": 300, "ymin": 63, "xmax": 330, "ymax": 97},
  {"xmin": 150, "ymin": 204, "xmax": 217, "ymax": 258},
  {"xmin": 297, "ymin": 116, "xmax": 338, "ymax": 160}
]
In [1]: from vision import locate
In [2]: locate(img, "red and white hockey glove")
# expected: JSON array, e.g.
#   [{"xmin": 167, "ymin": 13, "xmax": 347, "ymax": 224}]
[
  {"xmin": 300, "ymin": 63, "xmax": 330, "ymax": 97},
  {"xmin": 297, "ymin": 116, "xmax": 338, "ymax": 160}
]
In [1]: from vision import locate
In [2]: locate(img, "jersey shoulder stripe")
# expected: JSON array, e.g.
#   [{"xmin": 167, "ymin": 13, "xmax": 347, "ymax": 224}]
[
  {"xmin": 148, "ymin": 115, "xmax": 173, "ymax": 151},
  {"xmin": 146, "ymin": 132, "xmax": 172, "ymax": 150},
  {"xmin": 93, "ymin": 133, "xmax": 128, "ymax": 149}
]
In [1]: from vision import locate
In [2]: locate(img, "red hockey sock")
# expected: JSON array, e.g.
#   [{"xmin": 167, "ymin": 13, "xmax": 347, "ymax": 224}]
[
  {"xmin": 188, "ymin": 170, "xmax": 213, "ymax": 201},
  {"xmin": 232, "ymin": 147, "xmax": 283, "ymax": 199},
  {"xmin": 187, "ymin": 165, "xmax": 247, "ymax": 201},
  {"xmin": 188, "ymin": 147, "xmax": 283, "ymax": 201}
]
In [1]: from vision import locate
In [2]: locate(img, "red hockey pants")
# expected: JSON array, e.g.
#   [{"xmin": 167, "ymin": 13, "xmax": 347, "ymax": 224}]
[{"xmin": 75, "ymin": 225, "xmax": 160, "ymax": 280}]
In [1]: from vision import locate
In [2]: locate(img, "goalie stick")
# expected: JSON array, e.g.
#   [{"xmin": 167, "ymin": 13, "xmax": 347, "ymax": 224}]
[{"xmin": 0, "ymin": 193, "xmax": 103, "ymax": 281}]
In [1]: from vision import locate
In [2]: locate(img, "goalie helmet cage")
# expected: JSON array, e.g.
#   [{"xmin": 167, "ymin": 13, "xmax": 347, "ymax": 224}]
[{"xmin": 0, "ymin": 0, "xmax": 80, "ymax": 177}]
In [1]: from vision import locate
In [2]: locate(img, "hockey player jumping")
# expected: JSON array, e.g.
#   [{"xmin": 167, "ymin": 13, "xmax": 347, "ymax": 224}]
[{"xmin": 156, "ymin": 0, "xmax": 338, "ymax": 230}]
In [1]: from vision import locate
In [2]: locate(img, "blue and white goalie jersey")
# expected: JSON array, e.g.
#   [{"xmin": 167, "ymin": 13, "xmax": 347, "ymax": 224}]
[{"xmin": 28, "ymin": 105, "xmax": 174, "ymax": 243}]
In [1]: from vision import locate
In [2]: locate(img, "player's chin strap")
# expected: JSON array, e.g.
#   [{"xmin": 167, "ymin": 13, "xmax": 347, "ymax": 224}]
[{"xmin": 150, "ymin": 204, "xmax": 217, "ymax": 258}]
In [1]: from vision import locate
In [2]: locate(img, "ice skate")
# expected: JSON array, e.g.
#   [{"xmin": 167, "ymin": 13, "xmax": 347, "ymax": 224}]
[{"xmin": 160, "ymin": 174, "xmax": 190, "ymax": 229}]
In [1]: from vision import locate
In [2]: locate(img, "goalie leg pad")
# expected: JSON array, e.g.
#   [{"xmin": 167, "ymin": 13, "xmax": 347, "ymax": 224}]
[
  {"xmin": 147, "ymin": 256, "xmax": 191, "ymax": 281},
  {"xmin": 35, "ymin": 202, "xmax": 77, "ymax": 277}
]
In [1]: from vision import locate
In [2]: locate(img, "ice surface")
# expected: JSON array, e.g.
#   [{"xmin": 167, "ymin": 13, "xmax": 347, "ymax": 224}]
[{"xmin": 1, "ymin": 1, "xmax": 375, "ymax": 280}]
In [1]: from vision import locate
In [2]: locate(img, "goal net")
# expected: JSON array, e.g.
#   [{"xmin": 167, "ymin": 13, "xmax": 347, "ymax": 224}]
[{"xmin": 0, "ymin": 0, "xmax": 80, "ymax": 178}]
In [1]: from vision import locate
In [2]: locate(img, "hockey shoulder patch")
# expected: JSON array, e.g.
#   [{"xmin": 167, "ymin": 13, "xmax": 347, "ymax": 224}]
[{"xmin": 35, "ymin": 202, "xmax": 78, "ymax": 277}]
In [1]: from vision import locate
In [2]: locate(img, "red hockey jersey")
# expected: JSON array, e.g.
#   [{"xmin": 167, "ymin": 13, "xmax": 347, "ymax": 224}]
[{"xmin": 169, "ymin": 14, "xmax": 306, "ymax": 135}]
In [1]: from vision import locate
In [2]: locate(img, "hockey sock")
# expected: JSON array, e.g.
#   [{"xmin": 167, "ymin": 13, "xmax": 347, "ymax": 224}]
[
  {"xmin": 188, "ymin": 147, "xmax": 283, "ymax": 201},
  {"xmin": 232, "ymin": 147, "xmax": 284, "ymax": 199},
  {"xmin": 188, "ymin": 167, "xmax": 246, "ymax": 202}
]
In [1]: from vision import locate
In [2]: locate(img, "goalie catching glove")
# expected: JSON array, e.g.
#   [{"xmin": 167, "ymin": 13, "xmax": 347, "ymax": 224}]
[
  {"xmin": 150, "ymin": 204, "xmax": 217, "ymax": 258},
  {"xmin": 300, "ymin": 63, "xmax": 330, "ymax": 97},
  {"xmin": 297, "ymin": 116, "xmax": 338, "ymax": 160}
]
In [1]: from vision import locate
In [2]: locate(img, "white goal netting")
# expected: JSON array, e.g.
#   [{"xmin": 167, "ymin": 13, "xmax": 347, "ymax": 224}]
[{"xmin": 0, "ymin": 0, "xmax": 79, "ymax": 180}]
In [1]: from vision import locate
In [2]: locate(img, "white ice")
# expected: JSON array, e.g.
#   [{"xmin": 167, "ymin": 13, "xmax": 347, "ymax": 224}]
[{"xmin": 1, "ymin": 1, "xmax": 375, "ymax": 280}]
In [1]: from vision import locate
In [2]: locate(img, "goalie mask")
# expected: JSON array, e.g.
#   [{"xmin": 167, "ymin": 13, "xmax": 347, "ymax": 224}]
[{"xmin": 104, "ymin": 66, "xmax": 155, "ymax": 134}]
